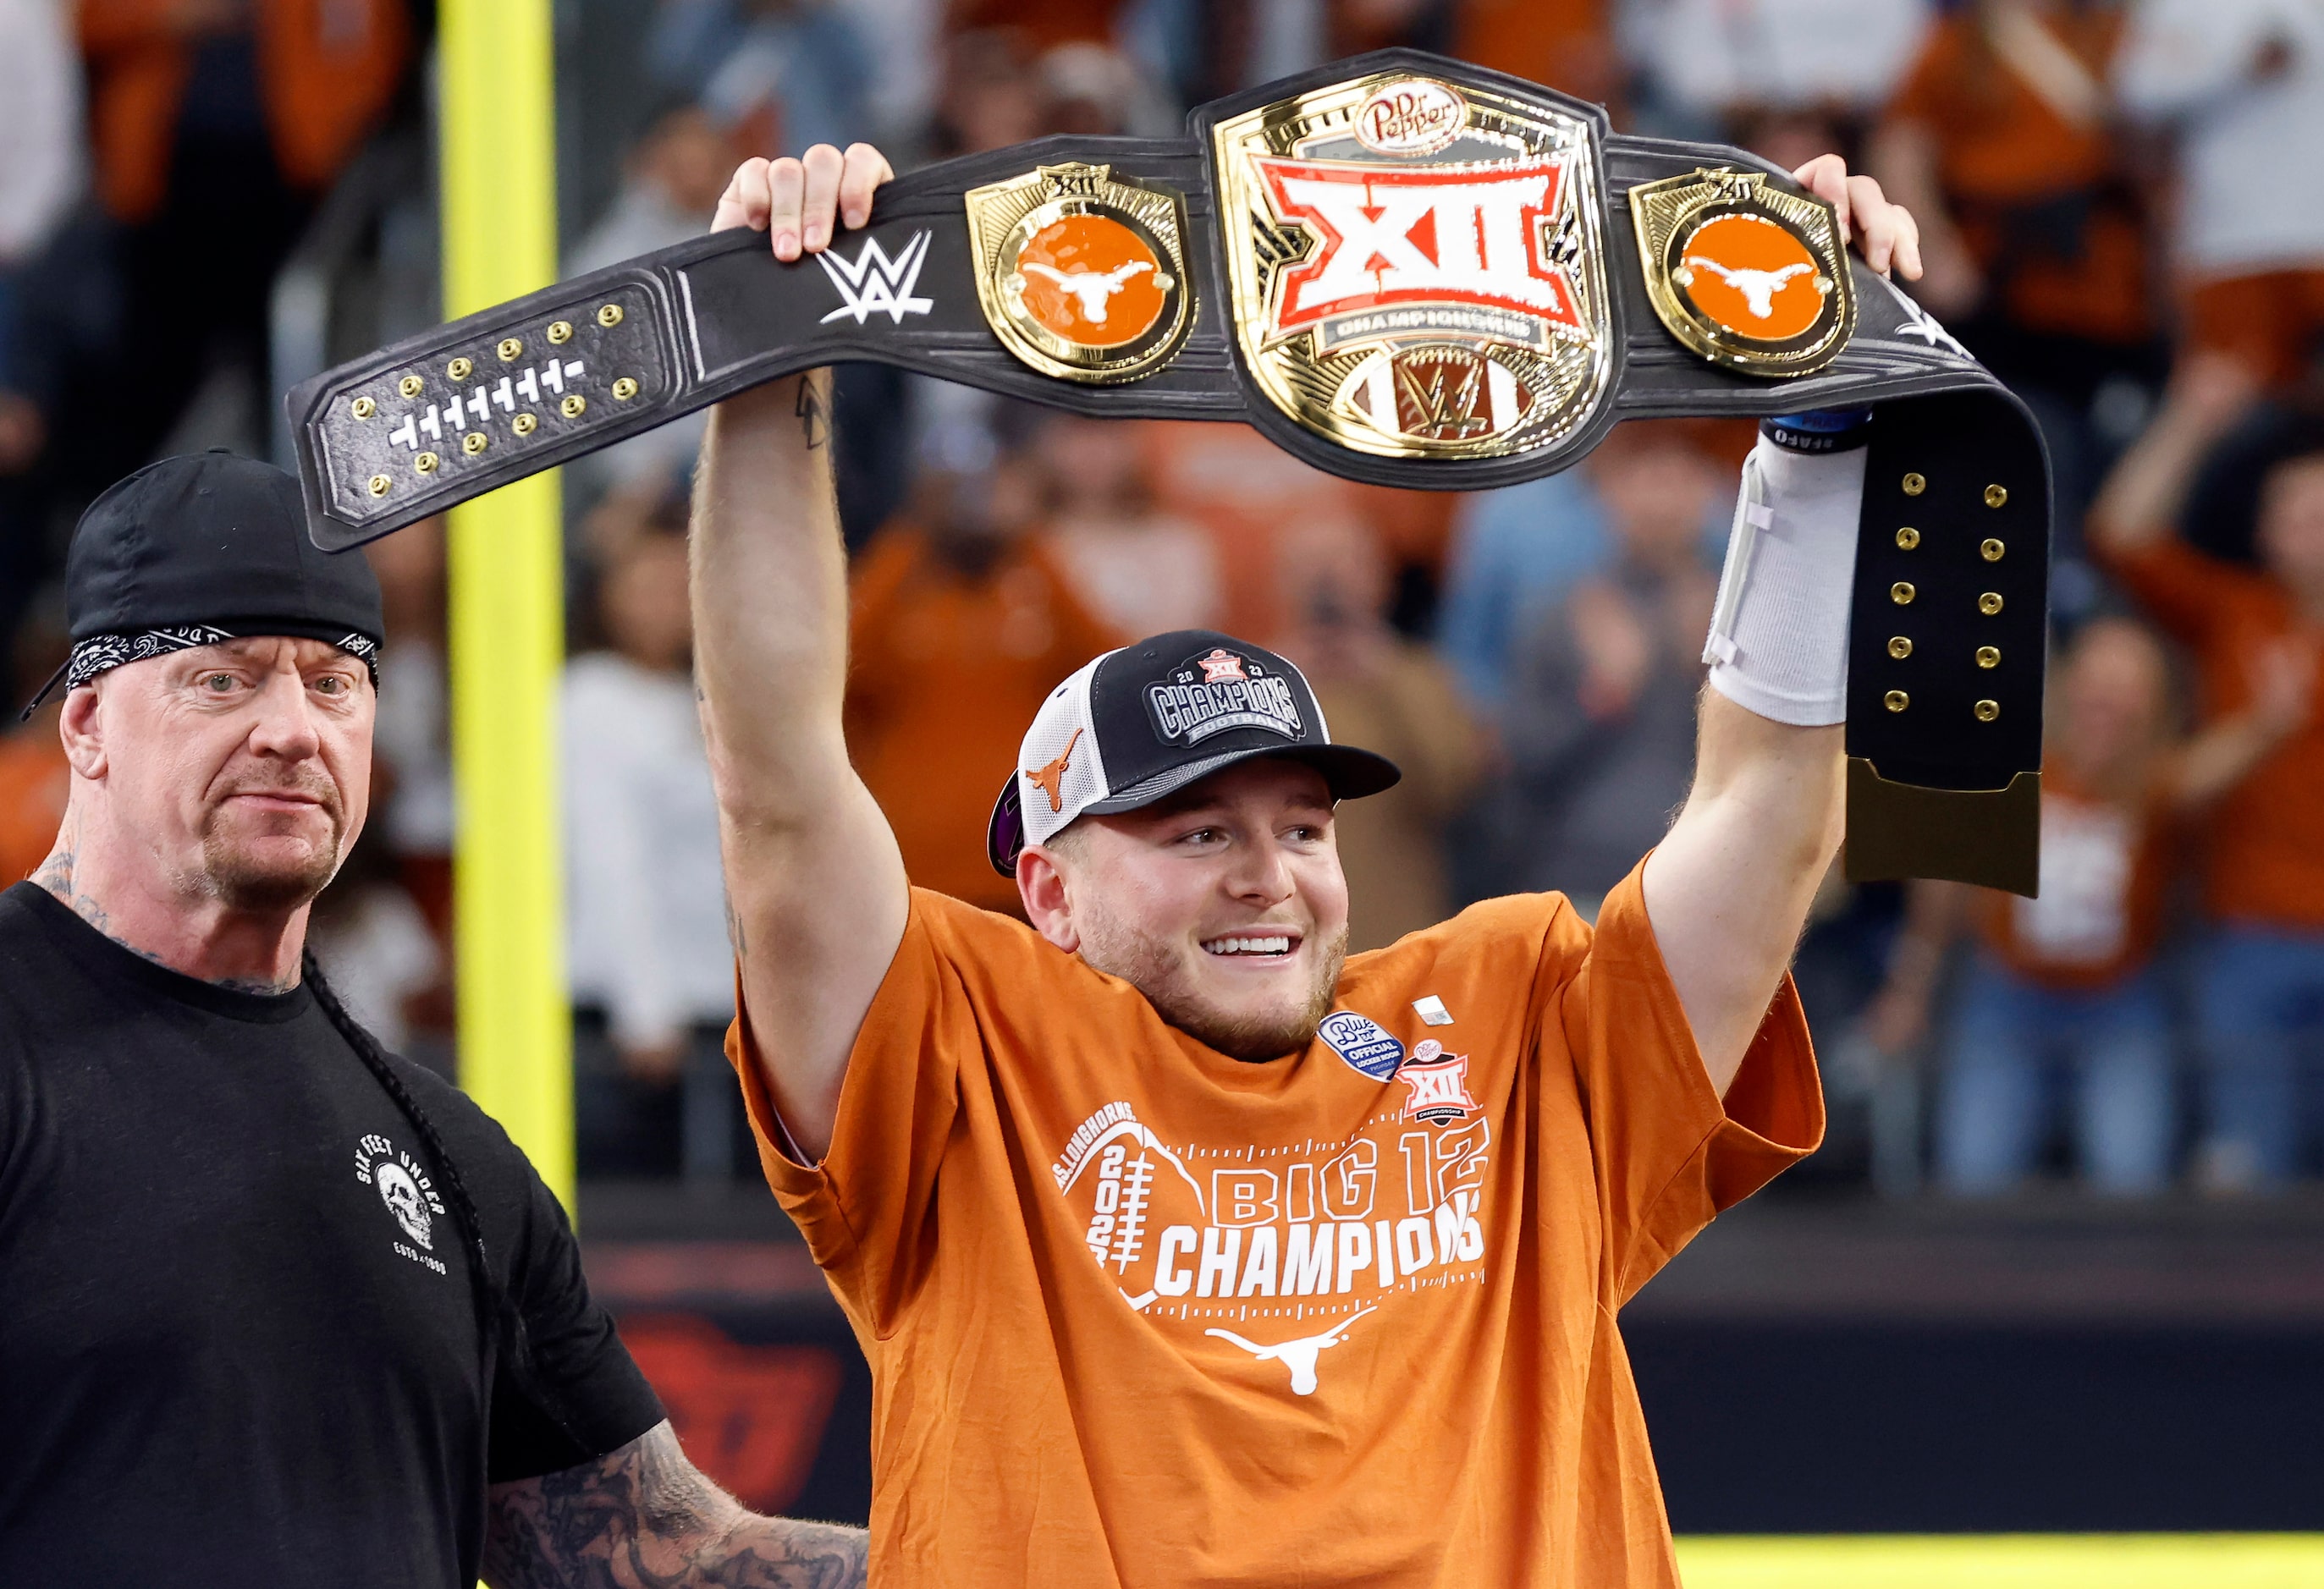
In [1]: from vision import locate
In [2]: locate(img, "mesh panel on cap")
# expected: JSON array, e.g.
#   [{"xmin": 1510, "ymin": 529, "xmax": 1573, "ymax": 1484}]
[{"xmin": 1015, "ymin": 653, "xmax": 1113, "ymax": 848}]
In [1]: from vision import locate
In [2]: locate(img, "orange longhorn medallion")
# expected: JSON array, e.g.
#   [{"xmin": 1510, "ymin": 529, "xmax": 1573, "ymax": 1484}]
[
  {"xmin": 1627, "ymin": 167, "xmax": 1853, "ymax": 377},
  {"xmin": 965, "ymin": 162, "xmax": 1194, "ymax": 384}
]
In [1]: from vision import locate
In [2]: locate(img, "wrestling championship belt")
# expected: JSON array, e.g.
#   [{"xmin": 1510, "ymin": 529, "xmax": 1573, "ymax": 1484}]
[{"xmin": 288, "ymin": 50, "xmax": 2046, "ymax": 893}]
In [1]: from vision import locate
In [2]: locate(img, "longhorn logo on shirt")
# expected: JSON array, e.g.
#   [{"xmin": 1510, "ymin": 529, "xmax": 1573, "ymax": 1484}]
[
  {"xmin": 1209, "ymin": 68, "xmax": 1614, "ymax": 463},
  {"xmin": 1206, "ymin": 1306, "xmax": 1376, "ymax": 1394}
]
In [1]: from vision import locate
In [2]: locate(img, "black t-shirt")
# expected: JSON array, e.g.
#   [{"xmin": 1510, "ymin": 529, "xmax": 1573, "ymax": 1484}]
[{"xmin": 0, "ymin": 883, "xmax": 664, "ymax": 1585}]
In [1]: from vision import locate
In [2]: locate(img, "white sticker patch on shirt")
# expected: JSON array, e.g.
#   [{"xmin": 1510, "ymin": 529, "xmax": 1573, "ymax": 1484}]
[{"xmin": 1412, "ymin": 995, "xmax": 1454, "ymax": 1026}]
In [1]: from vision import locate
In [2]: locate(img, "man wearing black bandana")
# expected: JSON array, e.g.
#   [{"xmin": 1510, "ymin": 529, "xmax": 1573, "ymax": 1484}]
[{"xmin": 0, "ymin": 451, "xmax": 865, "ymax": 1586}]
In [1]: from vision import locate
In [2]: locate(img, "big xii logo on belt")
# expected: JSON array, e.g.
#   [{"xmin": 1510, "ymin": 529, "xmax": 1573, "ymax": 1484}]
[
  {"xmin": 288, "ymin": 49, "xmax": 2051, "ymax": 894},
  {"xmin": 1209, "ymin": 74, "xmax": 1611, "ymax": 460}
]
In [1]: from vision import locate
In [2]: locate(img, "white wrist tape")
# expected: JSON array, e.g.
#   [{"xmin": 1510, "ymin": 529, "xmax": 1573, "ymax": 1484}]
[{"xmin": 1702, "ymin": 437, "xmax": 1867, "ymax": 727}]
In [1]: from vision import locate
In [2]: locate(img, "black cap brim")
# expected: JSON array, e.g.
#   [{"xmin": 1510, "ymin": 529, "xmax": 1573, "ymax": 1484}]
[
  {"xmin": 985, "ymin": 741, "xmax": 1402, "ymax": 877},
  {"xmin": 17, "ymin": 657, "xmax": 69, "ymax": 721}
]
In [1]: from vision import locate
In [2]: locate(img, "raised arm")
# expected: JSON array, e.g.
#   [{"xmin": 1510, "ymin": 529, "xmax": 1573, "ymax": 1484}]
[
  {"xmin": 692, "ymin": 144, "xmax": 909, "ymax": 1161},
  {"xmin": 483, "ymin": 1421, "xmax": 867, "ymax": 1589},
  {"xmin": 1642, "ymin": 157, "xmax": 1920, "ymax": 1095},
  {"xmin": 1642, "ymin": 695, "xmax": 1844, "ymax": 1094},
  {"xmin": 2166, "ymin": 633, "xmax": 2318, "ymax": 811},
  {"xmin": 2086, "ymin": 351, "xmax": 2263, "ymax": 557}
]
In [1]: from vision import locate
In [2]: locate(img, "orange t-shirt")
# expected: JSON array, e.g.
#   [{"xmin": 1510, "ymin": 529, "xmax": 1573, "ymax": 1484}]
[
  {"xmin": 844, "ymin": 528, "xmax": 1121, "ymax": 913},
  {"xmin": 2102, "ymin": 537, "xmax": 2324, "ymax": 930},
  {"xmin": 733, "ymin": 866, "xmax": 1822, "ymax": 1586},
  {"xmin": 1975, "ymin": 768, "xmax": 2173, "ymax": 991}
]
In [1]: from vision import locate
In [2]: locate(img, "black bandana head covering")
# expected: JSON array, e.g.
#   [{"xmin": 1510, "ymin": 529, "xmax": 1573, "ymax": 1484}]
[{"xmin": 24, "ymin": 451, "xmax": 384, "ymax": 715}]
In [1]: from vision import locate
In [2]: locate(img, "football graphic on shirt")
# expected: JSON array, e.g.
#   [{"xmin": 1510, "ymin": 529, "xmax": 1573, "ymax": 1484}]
[
  {"xmin": 1050, "ymin": 1094, "xmax": 1495, "ymax": 1379},
  {"xmin": 1052, "ymin": 1103, "xmax": 1210, "ymax": 1310}
]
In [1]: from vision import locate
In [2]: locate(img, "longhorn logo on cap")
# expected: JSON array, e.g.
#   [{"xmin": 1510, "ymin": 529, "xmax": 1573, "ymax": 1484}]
[{"xmin": 1024, "ymin": 727, "xmax": 1084, "ymax": 814}]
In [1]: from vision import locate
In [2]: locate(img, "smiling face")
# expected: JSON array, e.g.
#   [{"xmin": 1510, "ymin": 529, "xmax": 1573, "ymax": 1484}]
[
  {"xmin": 71, "ymin": 636, "xmax": 373, "ymax": 913},
  {"xmin": 1018, "ymin": 758, "xmax": 1350, "ymax": 1062}
]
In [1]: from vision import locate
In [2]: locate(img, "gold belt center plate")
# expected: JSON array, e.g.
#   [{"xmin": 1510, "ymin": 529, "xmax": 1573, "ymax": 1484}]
[{"xmin": 1209, "ymin": 69, "xmax": 1615, "ymax": 461}]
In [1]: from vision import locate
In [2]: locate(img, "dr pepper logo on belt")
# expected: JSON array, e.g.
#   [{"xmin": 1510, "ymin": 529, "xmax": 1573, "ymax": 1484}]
[
  {"xmin": 966, "ymin": 162, "xmax": 1193, "ymax": 384},
  {"xmin": 1627, "ymin": 167, "xmax": 1854, "ymax": 377},
  {"xmin": 1211, "ymin": 69, "xmax": 1613, "ymax": 461}
]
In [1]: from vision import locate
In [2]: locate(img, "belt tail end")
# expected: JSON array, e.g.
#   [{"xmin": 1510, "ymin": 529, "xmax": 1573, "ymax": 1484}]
[{"xmin": 1843, "ymin": 759, "xmax": 2040, "ymax": 897}]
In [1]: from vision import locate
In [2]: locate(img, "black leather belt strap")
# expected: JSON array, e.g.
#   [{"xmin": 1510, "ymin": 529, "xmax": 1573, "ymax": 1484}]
[{"xmin": 286, "ymin": 48, "xmax": 2047, "ymax": 893}]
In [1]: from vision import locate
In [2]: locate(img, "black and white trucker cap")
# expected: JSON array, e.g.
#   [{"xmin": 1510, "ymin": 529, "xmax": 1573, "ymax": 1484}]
[{"xmin": 985, "ymin": 630, "xmax": 1402, "ymax": 876}]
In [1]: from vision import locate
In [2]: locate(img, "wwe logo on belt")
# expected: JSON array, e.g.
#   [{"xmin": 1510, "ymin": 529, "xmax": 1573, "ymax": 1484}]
[
  {"xmin": 1253, "ymin": 156, "xmax": 1584, "ymax": 341},
  {"xmin": 818, "ymin": 230, "xmax": 935, "ymax": 326}
]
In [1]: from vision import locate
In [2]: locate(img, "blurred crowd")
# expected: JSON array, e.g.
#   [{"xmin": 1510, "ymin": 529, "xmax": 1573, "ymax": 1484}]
[{"xmin": 3, "ymin": 0, "xmax": 2322, "ymax": 1198}]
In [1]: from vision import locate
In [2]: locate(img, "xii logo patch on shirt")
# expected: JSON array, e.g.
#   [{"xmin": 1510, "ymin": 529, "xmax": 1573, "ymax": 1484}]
[{"xmin": 1397, "ymin": 1040, "xmax": 1478, "ymax": 1125}]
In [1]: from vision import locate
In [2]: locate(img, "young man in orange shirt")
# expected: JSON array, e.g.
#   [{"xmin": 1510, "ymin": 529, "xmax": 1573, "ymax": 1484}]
[
  {"xmin": 697, "ymin": 142, "xmax": 1919, "ymax": 1586},
  {"xmin": 2090, "ymin": 354, "xmax": 2324, "ymax": 1190}
]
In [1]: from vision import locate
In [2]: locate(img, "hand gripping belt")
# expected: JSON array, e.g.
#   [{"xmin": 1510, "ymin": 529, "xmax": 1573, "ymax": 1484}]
[{"xmin": 288, "ymin": 50, "xmax": 2048, "ymax": 894}]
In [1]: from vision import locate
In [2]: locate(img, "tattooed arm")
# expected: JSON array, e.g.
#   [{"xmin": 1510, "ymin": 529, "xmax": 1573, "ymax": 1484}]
[
  {"xmin": 483, "ymin": 1421, "xmax": 868, "ymax": 1589},
  {"xmin": 691, "ymin": 142, "xmax": 910, "ymax": 1163}
]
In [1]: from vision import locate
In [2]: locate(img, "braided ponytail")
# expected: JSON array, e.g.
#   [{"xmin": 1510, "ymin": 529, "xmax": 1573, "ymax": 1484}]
[{"xmin": 302, "ymin": 949, "xmax": 580, "ymax": 1448}]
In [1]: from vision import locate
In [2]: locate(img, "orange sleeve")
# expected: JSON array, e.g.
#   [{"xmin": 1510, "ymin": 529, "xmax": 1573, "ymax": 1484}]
[
  {"xmin": 2095, "ymin": 537, "xmax": 2256, "ymax": 649},
  {"xmin": 1553, "ymin": 863, "xmax": 1822, "ymax": 1306},
  {"xmin": 728, "ymin": 889, "xmax": 977, "ymax": 1333}
]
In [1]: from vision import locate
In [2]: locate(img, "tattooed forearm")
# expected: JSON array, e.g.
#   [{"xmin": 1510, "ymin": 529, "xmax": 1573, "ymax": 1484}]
[{"xmin": 484, "ymin": 1421, "xmax": 868, "ymax": 1589}]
